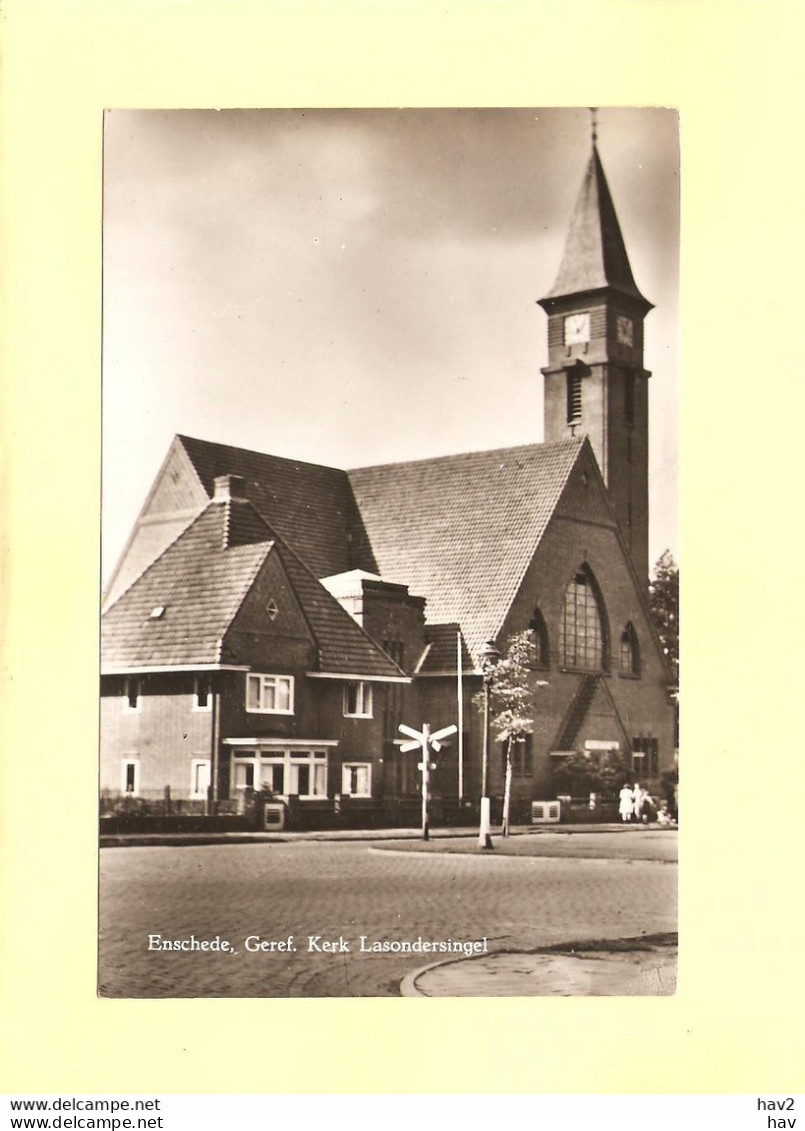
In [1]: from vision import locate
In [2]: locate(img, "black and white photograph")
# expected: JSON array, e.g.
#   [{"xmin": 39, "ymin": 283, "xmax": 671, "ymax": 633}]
[{"xmin": 99, "ymin": 106, "xmax": 679, "ymax": 999}]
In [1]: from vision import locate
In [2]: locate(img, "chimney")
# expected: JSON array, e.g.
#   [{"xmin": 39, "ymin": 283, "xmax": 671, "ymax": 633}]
[{"xmin": 213, "ymin": 474, "xmax": 247, "ymax": 503}]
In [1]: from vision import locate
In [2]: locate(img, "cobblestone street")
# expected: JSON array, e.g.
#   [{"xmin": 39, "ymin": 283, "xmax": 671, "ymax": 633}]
[{"xmin": 99, "ymin": 832, "xmax": 677, "ymax": 997}]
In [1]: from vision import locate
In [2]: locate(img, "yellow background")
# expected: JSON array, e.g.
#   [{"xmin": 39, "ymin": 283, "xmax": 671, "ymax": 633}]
[{"xmin": 1, "ymin": 0, "xmax": 803, "ymax": 1095}]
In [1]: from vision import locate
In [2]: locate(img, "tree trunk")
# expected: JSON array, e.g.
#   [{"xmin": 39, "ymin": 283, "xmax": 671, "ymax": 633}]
[{"xmin": 501, "ymin": 738, "xmax": 513, "ymax": 837}]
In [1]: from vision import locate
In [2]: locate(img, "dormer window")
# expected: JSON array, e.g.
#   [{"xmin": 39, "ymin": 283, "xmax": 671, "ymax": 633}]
[{"xmin": 149, "ymin": 606, "xmax": 166, "ymax": 619}]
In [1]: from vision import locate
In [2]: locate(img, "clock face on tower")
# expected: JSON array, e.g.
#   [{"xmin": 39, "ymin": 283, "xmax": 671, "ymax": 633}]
[
  {"xmin": 564, "ymin": 312, "xmax": 590, "ymax": 345},
  {"xmin": 616, "ymin": 315, "xmax": 634, "ymax": 347}
]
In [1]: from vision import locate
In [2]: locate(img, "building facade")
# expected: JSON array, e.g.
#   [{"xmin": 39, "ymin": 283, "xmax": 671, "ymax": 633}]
[{"xmin": 100, "ymin": 139, "xmax": 677, "ymax": 824}]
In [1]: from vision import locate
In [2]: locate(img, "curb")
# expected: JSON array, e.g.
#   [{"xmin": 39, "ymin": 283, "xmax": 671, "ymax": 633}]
[
  {"xmin": 400, "ymin": 954, "xmax": 474, "ymax": 997},
  {"xmin": 100, "ymin": 823, "xmax": 676, "ymax": 848},
  {"xmin": 399, "ymin": 932, "xmax": 679, "ymax": 997},
  {"xmin": 371, "ymin": 846, "xmax": 676, "ymax": 865}
]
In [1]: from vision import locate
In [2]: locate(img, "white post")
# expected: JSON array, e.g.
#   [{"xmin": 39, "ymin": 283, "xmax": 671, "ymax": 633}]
[
  {"xmin": 399, "ymin": 721, "xmax": 455, "ymax": 842},
  {"xmin": 457, "ymin": 632, "xmax": 464, "ymax": 803},
  {"xmin": 479, "ymin": 797, "xmax": 492, "ymax": 848},
  {"xmin": 421, "ymin": 723, "xmax": 430, "ymax": 841},
  {"xmin": 478, "ymin": 682, "xmax": 493, "ymax": 849}
]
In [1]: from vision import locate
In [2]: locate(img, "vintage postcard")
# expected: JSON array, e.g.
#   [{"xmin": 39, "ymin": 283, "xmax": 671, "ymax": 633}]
[
  {"xmin": 3, "ymin": 0, "xmax": 801, "ymax": 1102},
  {"xmin": 99, "ymin": 107, "xmax": 679, "ymax": 999}
]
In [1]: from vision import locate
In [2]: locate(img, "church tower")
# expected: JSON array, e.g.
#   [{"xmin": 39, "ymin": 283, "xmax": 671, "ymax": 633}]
[{"xmin": 538, "ymin": 135, "xmax": 653, "ymax": 584}]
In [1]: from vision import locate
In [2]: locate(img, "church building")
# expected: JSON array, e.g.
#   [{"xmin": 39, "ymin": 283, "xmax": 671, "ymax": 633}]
[{"xmin": 100, "ymin": 137, "xmax": 677, "ymax": 826}]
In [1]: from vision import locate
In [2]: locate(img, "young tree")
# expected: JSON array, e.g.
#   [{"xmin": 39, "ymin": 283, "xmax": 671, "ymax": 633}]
[
  {"xmin": 649, "ymin": 550, "xmax": 679, "ymax": 682},
  {"xmin": 478, "ymin": 631, "xmax": 547, "ymax": 837}
]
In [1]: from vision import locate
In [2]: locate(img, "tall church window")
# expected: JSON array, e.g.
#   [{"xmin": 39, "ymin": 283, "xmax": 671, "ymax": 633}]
[
  {"xmin": 559, "ymin": 568, "xmax": 607, "ymax": 671},
  {"xmin": 619, "ymin": 623, "xmax": 640, "ymax": 677},
  {"xmin": 566, "ymin": 372, "xmax": 582, "ymax": 424},
  {"xmin": 529, "ymin": 608, "xmax": 550, "ymax": 668}
]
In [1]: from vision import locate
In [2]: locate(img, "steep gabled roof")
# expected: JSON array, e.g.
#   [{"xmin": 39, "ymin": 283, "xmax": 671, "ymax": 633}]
[
  {"xmin": 417, "ymin": 624, "xmax": 474, "ymax": 675},
  {"xmin": 540, "ymin": 145, "xmax": 652, "ymax": 312},
  {"xmin": 101, "ymin": 504, "xmax": 273, "ymax": 669},
  {"xmin": 348, "ymin": 438, "xmax": 584, "ymax": 663},
  {"xmin": 177, "ymin": 434, "xmax": 377, "ymax": 579},
  {"xmin": 269, "ymin": 537, "xmax": 407, "ymax": 680},
  {"xmin": 101, "ymin": 497, "xmax": 405, "ymax": 680}
]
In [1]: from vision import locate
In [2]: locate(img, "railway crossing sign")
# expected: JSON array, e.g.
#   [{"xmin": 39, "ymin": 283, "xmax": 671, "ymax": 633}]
[
  {"xmin": 398, "ymin": 722, "xmax": 458, "ymax": 753},
  {"xmin": 397, "ymin": 722, "xmax": 458, "ymax": 840}
]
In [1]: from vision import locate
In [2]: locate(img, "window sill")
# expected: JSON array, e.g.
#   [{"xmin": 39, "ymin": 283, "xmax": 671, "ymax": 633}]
[{"xmin": 245, "ymin": 708, "xmax": 295, "ymax": 715}]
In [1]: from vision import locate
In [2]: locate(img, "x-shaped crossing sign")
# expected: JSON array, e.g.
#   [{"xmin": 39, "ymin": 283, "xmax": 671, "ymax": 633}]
[
  {"xmin": 398, "ymin": 722, "xmax": 458, "ymax": 754},
  {"xmin": 397, "ymin": 722, "xmax": 458, "ymax": 840}
]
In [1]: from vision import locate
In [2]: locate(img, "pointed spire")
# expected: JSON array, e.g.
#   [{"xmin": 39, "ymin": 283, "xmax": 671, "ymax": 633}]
[{"xmin": 540, "ymin": 140, "xmax": 652, "ymax": 312}]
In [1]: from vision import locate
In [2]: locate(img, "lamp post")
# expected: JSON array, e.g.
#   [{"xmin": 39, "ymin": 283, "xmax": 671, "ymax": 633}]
[{"xmin": 478, "ymin": 639, "xmax": 500, "ymax": 850}]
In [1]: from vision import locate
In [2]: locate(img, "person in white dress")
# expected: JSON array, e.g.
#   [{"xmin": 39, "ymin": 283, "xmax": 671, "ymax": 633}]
[
  {"xmin": 632, "ymin": 782, "xmax": 645, "ymax": 822},
  {"xmin": 618, "ymin": 783, "xmax": 634, "ymax": 823}
]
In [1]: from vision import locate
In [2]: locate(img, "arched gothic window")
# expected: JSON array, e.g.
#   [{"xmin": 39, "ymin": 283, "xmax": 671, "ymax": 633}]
[
  {"xmin": 619, "ymin": 623, "xmax": 640, "ymax": 677},
  {"xmin": 559, "ymin": 568, "xmax": 608, "ymax": 671},
  {"xmin": 529, "ymin": 607, "xmax": 550, "ymax": 668}
]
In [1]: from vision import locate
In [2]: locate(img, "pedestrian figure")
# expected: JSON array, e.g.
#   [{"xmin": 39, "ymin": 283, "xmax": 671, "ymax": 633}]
[
  {"xmin": 657, "ymin": 802, "xmax": 673, "ymax": 826},
  {"xmin": 633, "ymin": 782, "xmax": 645, "ymax": 822},
  {"xmin": 618, "ymin": 783, "xmax": 634, "ymax": 823}
]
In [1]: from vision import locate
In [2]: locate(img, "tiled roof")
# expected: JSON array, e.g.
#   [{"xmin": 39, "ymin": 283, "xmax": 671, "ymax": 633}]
[
  {"xmin": 178, "ymin": 435, "xmax": 377, "ymax": 580},
  {"xmin": 101, "ymin": 504, "xmax": 273, "ymax": 669},
  {"xmin": 270, "ymin": 540, "xmax": 406, "ymax": 679},
  {"xmin": 102, "ymin": 499, "xmax": 404, "ymax": 679},
  {"xmin": 348, "ymin": 439, "xmax": 583, "ymax": 663},
  {"xmin": 111, "ymin": 435, "xmax": 583, "ymax": 671},
  {"xmin": 418, "ymin": 624, "xmax": 475, "ymax": 675},
  {"xmin": 541, "ymin": 145, "xmax": 651, "ymax": 310}
]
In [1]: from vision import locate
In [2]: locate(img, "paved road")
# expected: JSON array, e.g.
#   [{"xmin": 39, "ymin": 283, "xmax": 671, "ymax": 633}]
[{"xmin": 99, "ymin": 833, "xmax": 677, "ymax": 998}]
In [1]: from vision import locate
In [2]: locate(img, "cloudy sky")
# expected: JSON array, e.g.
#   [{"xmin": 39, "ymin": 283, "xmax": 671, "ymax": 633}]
[{"xmin": 102, "ymin": 107, "xmax": 679, "ymax": 583}]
